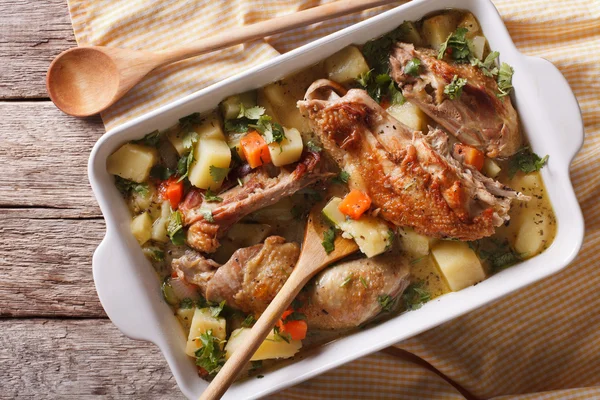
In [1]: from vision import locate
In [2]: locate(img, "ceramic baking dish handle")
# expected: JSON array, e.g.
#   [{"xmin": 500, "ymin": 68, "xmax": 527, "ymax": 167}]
[
  {"xmin": 525, "ymin": 56, "xmax": 584, "ymax": 163},
  {"xmin": 92, "ymin": 233, "xmax": 157, "ymax": 341}
]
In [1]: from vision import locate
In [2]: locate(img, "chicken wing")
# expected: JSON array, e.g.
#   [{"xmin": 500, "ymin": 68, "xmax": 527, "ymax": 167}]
[
  {"xmin": 390, "ymin": 43, "xmax": 521, "ymax": 158},
  {"xmin": 298, "ymin": 80, "xmax": 526, "ymax": 241}
]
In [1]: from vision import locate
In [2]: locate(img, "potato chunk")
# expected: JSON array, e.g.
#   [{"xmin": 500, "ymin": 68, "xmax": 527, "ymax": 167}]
[
  {"xmin": 130, "ymin": 212, "xmax": 153, "ymax": 245},
  {"xmin": 431, "ymin": 241, "xmax": 485, "ymax": 291},
  {"xmin": 188, "ymin": 138, "xmax": 231, "ymax": 190},
  {"xmin": 387, "ymin": 102, "xmax": 427, "ymax": 131},
  {"xmin": 458, "ymin": 13, "xmax": 480, "ymax": 39},
  {"xmin": 324, "ymin": 46, "xmax": 370, "ymax": 84},
  {"xmin": 225, "ymin": 328, "xmax": 302, "ymax": 361},
  {"xmin": 398, "ymin": 227, "xmax": 436, "ymax": 257},
  {"xmin": 185, "ymin": 308, "xmax": 226, "ymax": 357},
  {"xmin": 422, "ymin": 13, "xmax": 459, "ymax": 50},
  {"xmin": 268, "ymin": 127, "xmax": 304, "ymax": 167},
  {"xmin": 195, "ymin": 113, "xmax": 225, "ymax": 141},
  {"xmin": 176, "ymin": 307, "xmax": 195, "ymax": 334},
  {"xmin": 514, "ymin": 207, "xmax": 551, "ymax": 257},
  {"xmin": 107, "ymin": 143, "xmax": 157, "ymax": 183},
  {"xmin": 220, "ymin": 91, "xmax": 257, "ymax": 120}
]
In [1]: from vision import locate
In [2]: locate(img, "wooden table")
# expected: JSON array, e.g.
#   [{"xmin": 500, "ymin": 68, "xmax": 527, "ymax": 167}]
[{"xmin": 0, "ymin": 1, "xmax": 184, "ymax": 397}]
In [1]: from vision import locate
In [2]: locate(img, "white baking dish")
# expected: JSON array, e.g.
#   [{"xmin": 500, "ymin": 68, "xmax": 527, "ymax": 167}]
[{"xmin": 88, "ymin": 0, "xmax": 585, "ymax": 398}]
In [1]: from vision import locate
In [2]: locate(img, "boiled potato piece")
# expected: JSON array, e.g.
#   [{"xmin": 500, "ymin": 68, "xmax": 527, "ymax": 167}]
[
  {"xmin": 458, "ymin": 13, "xmax": 480, "ymax": 39},
  {"xmin": 177, "ymin": 307, "xmax": 195, "ymax": 333},
  {"xmin": 510, "ymin": 171, "xmax": 543, "ymax": 197},
  {"xmin": 268, "ymin": 127, "xmax": 304, "ymax": 167},
  {"xmin": 324, "ymin": 46, "xmax": 370, "ymax": 84},
  {"xmin": 341, "ymin": 215, "xmax": 392, "ymax": 258},
  {"xmin": 151, "ymin": 201, "xmax": 171, "ymax": 243},
  {"xmin": 514, "ymin": 207, "xmax": 551, "ymax": 258},
  {"xmin": 225, "ymin": 328, "xmax": 302, "ymax": 361},
  {"xmin": 257, "ymin": 89, "xmax": 282, "ymax": 124},
  {"xmin": 185, "ymin": 308, "xmax": 227, "ymax": 357},
  {"xmin": 128, "ymin": 183, "xmax": 155, "ymax": 212},
  {"xmin": 422, "ymin": 13, "xmax": 459, "ymax": 50},
  {"xmin": 195, "ymin": 113, "xmax": 225, "ymax": 141},
  {"xmin": 107, "ymin": 143, "xmax": 158, "ymax": 183},
  {"xmin": 432, "ymin": 241, "xmax": 485, "ymax": 291},
  {"xmin": 188, "ymin": 138, "xmax": 231, "ymax": 190},
  {"xmin": 227, "ymin": 133, "xmax": 246, "ymax": 161},
  {"xmin": 220, "ymin": 91, "xmax": 257, "ymax": 120},
  {"xmin": 398, "ymin": 227, "xmax": 436, "ymax": 257},
  {"xmin": 387, "ymin": 102, "xmax": 427, "ymax": 131},
  {"xmin": 167, "ymin": 127, "xmax": 187, "ymax": 156},
  {"xmin": 262, "ymin": 82, "xmax": 310, "ymax": 133},
  {"xmin": 130, "ymin": 212, "xmax": 153, "ymax": 245},
  {"xmin": 483, "ymin": 158, "xmax": 501, "ymax": 178},
  {"xmin": 398, "ymin": 21, "xmax": 423, "ymax": 46}
]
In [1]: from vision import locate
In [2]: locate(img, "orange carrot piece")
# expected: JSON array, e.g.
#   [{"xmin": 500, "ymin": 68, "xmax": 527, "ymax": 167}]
[
  {"xmin": 455, "ymin": 144, "xmax": 484, "ymax": 171},
  {"xmin": 277, "ymin": 309, "xmax": 308, "ymax": 341},
  {"xmin": 240, "ymin": 130, "xmax": 271, "ymax": 169},
  {"xmin": 338, "ymin": 189, "xmax": 372, "ymax": 220},
  {"xmin": 160, "ymin": 177, "xmax": 184, "ymax": 209}
]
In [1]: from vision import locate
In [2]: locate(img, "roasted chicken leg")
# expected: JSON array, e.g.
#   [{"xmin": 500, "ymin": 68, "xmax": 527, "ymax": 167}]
[{"xmin": 298, "ymin": 80, "xmax": 526, "ymax": 241}]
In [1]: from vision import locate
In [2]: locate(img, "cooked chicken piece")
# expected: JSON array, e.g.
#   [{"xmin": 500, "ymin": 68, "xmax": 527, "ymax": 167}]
[
  {"xmin": 390, "ymin": 43, "xmax": 521, "ymax": 158},
  {"xmin": 298, "ymin": 251, "xmax": 410, "ymax": 330},
  {"xmin": 298, "ymin": 80, "xmax": 526, "ymax": 241},
  {"xmin": 179, "ymin": 152, "xmax": 333, "ymax": 253},
  {"xmin": 172, "ymin": 237, "xmax": 410, "ymax": 330}
]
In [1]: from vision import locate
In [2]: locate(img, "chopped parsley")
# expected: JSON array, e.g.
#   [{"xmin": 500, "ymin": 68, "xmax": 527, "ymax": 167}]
[
  {"xmin": 182, "ymin": 131, "xmax": 199, "ymax": 151},
  {"xmin": 322, "ymin": 226, "xmax": 336, "ymax": 254},
  {"xmin": 114, "ymin": 176, "xmax": 149, "ymax": 197},
  {"xmin": 471, "ymin": 51, "xmax": 499, "ymax": 77},
  {"xmin": 176, "ymin": 151, "xmax": 194, "ymax": 182},
  {"xmin": 209, "ymin": 165, "xmax": 230, "ymax": 182},
  {"xmin": 209, "ymin": 300, "xmax": 226, "ymax": 318},
  {"xmin": 306, "ymin": 140, "xmax": 322, "ymax": 153},
  {"xmin": 194, "ymin": 329, "xmax": 225, "ymax": 375},
  {"xmin": 332, "ymin": 170, "xmax": 350, "ymax": 184},
  {"xmin": 147, "ymin": 247, "xmax": 165, "ymax": 262},
  {"xmin": 444, "ymin": 75, "xmax": 467, "ymax": 100},
  {"xmin": 404, "ymin": 58, "xmax": 421, "ymax": 76},
  {"xmin": 438, "ymin": 27, "xmax": 471, "ymax": 62},
  {"xmin": 237, "ymin": 104, "xmax": 265, "ymax": 120},
  {"xmin": 402, "ymin": 282, "xmax": 431, "ymax": 310},
  {"xmin": 273, "ymin": 325, "xmax": 292, "ymax": 343},
  {"xmin": 377, "ymin": 294, "xmax": 395, "ymax": 312},
  {"xmin": 167, "ymin": 210, "xmax": 185, "ymax": 245},
  {"xmin": 356, "ymin": 71, "xmax": 404, "ymax": 104},
  {"xmin": 283, "ymin": 311, "xmax": 306, "ymax": 324},
  {"xmin": 179, "ymin": 298, "xmax": 195, "ymax": 309},
  {"xmin": 133, "ymin": 130, "xmax": 161, "ymax": 147},
  {"xmin": 242, "ymin": 314, "xmax": 256, "ymax": 328},
  {"xmin": 204, "ymin": 189, "xmax": 223, "ymax": 203},
  {"xmin": 360, "ymin": 276, "xmax": 369, "ymax": 288},
  {"xmin": 201, "ymin": 209, "xmax": 215, "ymax": 223},
  {"xmin": 179, "ymin": 112, "xmax": 202, "ymax": 132},
  {"xmin": 340, "ymin": 273, "xmax": 354, "ymax": 287},
  {"xmin": 385, "ymin": 230, "xmax": 396, "ymax": 251},
  {"xmin": 508, "ymin": 147, "xmax": 549, "ymax": 177},
  {"xmin": 497, "ymin": 62, "xmax": 515, "ymax": 98},
  {"xmin": 361, "ymin": 24, "xmax": 408, "ymax": 74},
  {"xmin": 249, "ymin": 115, "xmax": 285, "ymax": 144},
  {"xmin": 224, "ymin": 118, "xmax": 252, "ymax": 133}
]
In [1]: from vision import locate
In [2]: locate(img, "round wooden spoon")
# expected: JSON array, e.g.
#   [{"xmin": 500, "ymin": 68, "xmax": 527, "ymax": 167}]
[
  {"xmin": 46, "ymin": 0, "xmax": 396, "ymax": 117},
  {"xmin": 199, "ymin": 207, "xmax": 359, "ymax": 400}
]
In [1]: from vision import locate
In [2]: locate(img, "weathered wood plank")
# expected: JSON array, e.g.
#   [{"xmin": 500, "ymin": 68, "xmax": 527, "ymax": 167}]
[
  {"xmin": 0, "ymin": 102, "xmax": 104, "ymax": 213},
  {"xmin": 0, "ymin": 208, "xmax": 106, "ymax": 317},
  {"xmin": 0, "ymin": 318, "xmax": 185, "ymax": 399},
  {"xmin": 0, "ymin": 0, "xmax": 75, "ymax": 98}
]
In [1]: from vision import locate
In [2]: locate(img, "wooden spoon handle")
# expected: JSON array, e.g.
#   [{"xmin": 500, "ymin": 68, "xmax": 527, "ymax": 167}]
[
  {"xmin": 155, "ymin": 0, "xmax": 396, "ymax": 66},
  {"xmin": 199, "ymin": 253, "xmax": 317, "ymax": 400}
]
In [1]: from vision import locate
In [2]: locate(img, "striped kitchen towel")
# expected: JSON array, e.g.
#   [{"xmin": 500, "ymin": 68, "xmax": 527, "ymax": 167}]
[{"xmin": 66, "ymin": 0, "xmax": 600, "ymax": 398}]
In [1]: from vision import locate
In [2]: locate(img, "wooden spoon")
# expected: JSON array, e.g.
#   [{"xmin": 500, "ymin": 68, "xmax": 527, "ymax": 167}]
[
  {"xmin": 46, "ymin": 0, "xmax": 397, "ymax": 117},
  {"xmin": 199, "ymin": 207, "xmax": 358, "ymax": 400}
]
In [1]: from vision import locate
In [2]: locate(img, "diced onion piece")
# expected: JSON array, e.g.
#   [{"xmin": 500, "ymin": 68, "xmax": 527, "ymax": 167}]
[
  {"xmin": 188, "ymin": 138, "xmax": 232, "ymax": 190},
  {"xmin": 185, "ymin": 308, "xmax": 226, "ymax": 357},
  {"xmin": 107, "ymin": 143, "xmax": 158, "ymax": 183},
  {"xmin": 386, "ymin": 102, "xmax": 427, "ymax": 131},
  {"xmin": 431, "ymin": 241, "xmax": 485, "ymax": 291},
  {"xmin": 471, "ymin": 36, "xmax": 486, "ymax": 61},
  {"xmin": 225, "ymin": 328, "xmax": 302, "ymax": 361},
  {"xmin": 130, "ymin": 212, "xmax": 153, "ymax": 245},
  {"xmin": 268, "ymin": 127, "xmax": 304, "ymax": 167},
  {"xmin": 322, "ymin": 197, "xmax": 346, "ymax": 226},
  {"xmin": 324, "ymin": 46, "xmax": 370, "ymax": 84}
]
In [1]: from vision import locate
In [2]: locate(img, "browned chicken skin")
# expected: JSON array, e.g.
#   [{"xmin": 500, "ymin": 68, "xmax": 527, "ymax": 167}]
[
  {"xmin": 390, "ymin": 43, "xmax": 521, "ymax": 158},
  {"xmin": 172, "ymin": 237, "xmax": 410, "ymax": 330},
  {"xmin": 298, "ymin": 80, "xmax": 526, "ymax": 241},
  {"xmin": 179, "ymin": 152, "xmax": 333, "ymax": 253}
]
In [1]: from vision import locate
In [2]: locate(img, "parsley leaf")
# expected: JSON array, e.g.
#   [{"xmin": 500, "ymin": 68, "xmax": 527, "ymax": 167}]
[
  {"xmin": 497, "ymin": 62, "xmax": 514, "ymax": 98},
  {"xmin": 340, "ymin": 273, "xmax": 354, "ymax": 287},
  {"xmin": 167, "ymin": 210, "xmax": 185, "ymax": 246},
  {"xmin": 179, "ymin": 298, "xmax": 195, "ymax": 309},
  {"xmin": 404, "ymin": 58, "xmax": 421, "ymax": 76},
  {"xmin": 444, "ymin": 75, "xmax": 467, "ymax": 100},
  {"xmin": 388, "ymin": 80, "xmax": 406, "ymax": 105},
  {"xmin": 201, "ymin": 209, "xmax": 215, "ymax": 223},
  {"xmin": 114, "ymin": 176, "xmax": 149, "ymax": 197},
  {"xmin": 210, "ymin": 300, "xmax": 226, "ymax": 318},
  {"xmin": 322, "ymin": 227, "xmax": 336, "ymax": 254},
  {"xmin": 471, "ymin": 51, "xmax": 499, "ymax": 77},
  {"xmin": 224, "ymin": 118, "xmax": 252, "ymax": 134},
  {"xmin": 176, "ymin": 151, "xmax": 194, "ymax": 182},
  {"xmin": 194, "ymin": 329, "xmax": 225, "ymax": 375},
  {"xmin": 306, "ymin": 140, "xmax": 322, "ymax": 153},
  {"xmin": 357, "ymin": 71, "xmax": 403, "ymax": 104},
  {"xmin": 283, "ymin": 311, "xmax": 306, "ymax": 324},
  {"xmin": 133, "ymin": 130, "xmax": 161, "ymax": 147},
  {"xmin": 508, "ymin": 147, "xmax": 549, "ymax": 177},
  {"xmin": 356, "ymin": 69, "xmax": 372, "ymax": 87},
  {"xmin": 270, "ymin": 122, "xmax": 286, "ymax": 144},
  {"xmin": 360, "ymin": 276, "xmax": 368, "ymax": 288},
  {"xmin": 377, "ymin": 294, "xmax": 395, "ymax": 312},
  {"xmin": 361, "ymin": 25, "xmax": 407, "ymax": 74},
  {"xmin": 332, "ymin": 170, "xmax": 350, "ymax": 184},
  {"xmin": 179, "ymin": 112, "xmax": 202, "ymax": 132},
  {"xmin": 204, "ymin": 189, "xmax": 223, "ymax": 203},
  {"xmin": 273, "ymin": 325, "xmax": 292, "ymax": 343},
  {"xmin": 402, "ymin": 282, "xmax": 431, "ymax": 310},
  {"xmin": 145, "ymin": 247, "xmax": 164, "ymax": 262},
  {"xmin": 438, "ymin": 27, "xmax": 471, "ymax": 62},
  {"xmin": 209, "ymin": 165, "xmax": 230, "ymax": 183},
  {"xmin": 237, "ymin": 104, "xmax": 265, "ymax": 120},
  {"xmin": 182, "ymin": 131, "xmax": 199, "ymax": 151},
  {"xmin": 242, "ymin": 314, "xmax": 256, "ymax": 328}
]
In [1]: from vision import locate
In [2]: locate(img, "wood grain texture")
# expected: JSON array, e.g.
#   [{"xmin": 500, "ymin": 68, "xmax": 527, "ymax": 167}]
[
  {"xmin": 0, "ymin": 102, "xmax": 104, "ymax": 213},
  {"xmin": 0, "ymin": 208, "xmax": 106, "ymax": 317},
  {"xmin": 0, "ymin": 319, "xmax": 184, "ymax": 399},
  {"xmin": 0, "ymin": 0, "xmax": 75, "ymax": 99}
]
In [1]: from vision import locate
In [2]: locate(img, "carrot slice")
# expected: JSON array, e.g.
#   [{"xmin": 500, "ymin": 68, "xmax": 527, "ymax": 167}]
[
  {"xmin": 277, "ymin": 309, "xmax": 308, "ymax": 341},
  {"xmin": 160, "ymin": 177, "xmax": 184, "ymax": 209},
  {"xmin": 338, "ymin": 189, "xmax": 372, "ymax": 220},
  {"xmin": 455, "ymin": 144, "xmax": 484, "ymax": 171},
  {"xmin": 240, "ymin": 130, "xmax": 271, "ymax": 169}
]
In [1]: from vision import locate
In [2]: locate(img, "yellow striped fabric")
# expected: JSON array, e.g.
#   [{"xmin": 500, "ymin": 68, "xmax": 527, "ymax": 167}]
[{"xmin": 66, "ymin": 0, "xmax": 600, "ymax": 398}]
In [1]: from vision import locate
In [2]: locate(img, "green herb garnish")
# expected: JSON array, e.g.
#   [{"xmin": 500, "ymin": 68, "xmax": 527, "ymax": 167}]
[
  {"xmin": 237, "ymin": 104, "xmax": 265, "ymax": 120},
  {"xmin": 150, "ymin": 165, "xmax": 175, "ymax": 180},
  {"xmin": 167, "ymin": 210, "xmax": 186, "ymax": 245},
  {"xmin": 133, "ymin": 130, "xmax": 161, "ymax": 147},
  {"xmin": 114, "ymin": 176, "xmax": 149, "ymax": 197},
  {"xmin": 179, "ymin": 298, "xmax": 195, "ymax": 309},
  {"xmin": 201, "ymin": 209, "xmax": 215, "ymax": 223},
  {"xmin": 194, "ymin": 329, "xmax": 225, "ymax": 375},
  {"xmin": 322, "ymin": 226, "xmax": 336, "ymax": 254},
  {"xmin": 306, "ymin": 140, "xmax": 322, "ymax": 153},
  {"xmin": 209, "ymin": 165, "xmax": 230, "ymax": 182},
  {"xmin": 402, "ymin": 282, "xmax": 431, "ymax": 310},
  {"xmin": 360, "ymin": 276, "xmax": 368, "ymax": 288},
  {"xmin": 497, "ymin": 62, "xmax": 514, "ymax": 97},
  {"xmin": 340, "ymin": 273, "xmax": 354, "ymax": 287},
  {"xmin": 444, "ymin": 75, "xmax": 467, "ymax": 100},
  {"xmin": 508, "ymin": 147, "xmax": 549, "ymax": 177},
  {"xmin": 283, "ymin": 311, "xmax": 307, "ymax": 324},
  {"xmin": 176, "ymin": 151, "xmax": 194, "ymax": 182},
  {"xmin": 377, "ymin": 294, "xmax": 395, "ymax": 312},
  {"xmin": 471, "ymin": 51, "xmax": 499, "ymax": 77},
  {"xmin": 332, "ymin": 170, "xmax": 350, "ymax": 184},
  {"xmin": 242, "ymin": 314, "xmax": 256, "ymax": 328},
  {"xmin": 210, "ymin": 300, "xmax": 226, "ymax": 318},
  {"xmin": 438, "ymin": 27, "xmax": 471, "ymax": 62},
  {"xmin": 273, "ymin": 325, "xmax": 292, "ymax": 343},
  {"xmin": 404, "ymin": 58, "xmax": 421, "ymax": 76},
  {"xmin": 179, "ymin": 112, "xmax": 202, "ymax": 132},
  {"xmin": 224, "ymin": 118, "xmax": 252, "ymax": 133},
  {"xmin": 204, "ymin": 189, "xmax": 223, "ymax": 203}
]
